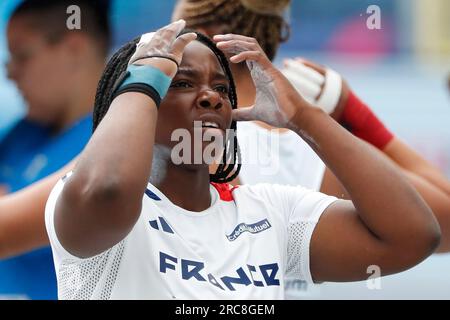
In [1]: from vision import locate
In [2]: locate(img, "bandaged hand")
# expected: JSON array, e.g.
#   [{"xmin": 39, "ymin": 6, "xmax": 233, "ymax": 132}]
[
  {"xmin": 282, "ymin": 58, "xmax": 393, "ymax": 149},
  {"xmin": 214, "ymin": 34, "xmax": 312, "ymax": 129},
  {"xmin": 281, "ymin": 58, "xmax": 344, "ymax": 115},
  {"xmin": 128, "ymin": 20, "xmax": 197, "ymax": 78}
]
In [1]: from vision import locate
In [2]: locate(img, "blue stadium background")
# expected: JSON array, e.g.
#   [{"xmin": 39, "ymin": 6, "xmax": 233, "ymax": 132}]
[{"xmin": 1, "ymin": 0, "xmax": 449, "ymax": 299}]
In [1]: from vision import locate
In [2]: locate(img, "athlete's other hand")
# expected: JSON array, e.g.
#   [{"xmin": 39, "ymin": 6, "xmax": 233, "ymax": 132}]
[
  {"xmin": 129, "ymin": 20, "xmax": 197, "ymax": 78},
  {"xmin": 213, "ymin": 34, "xmax": 313, "ymax": 129},
  {"xmin": 282, "ymin": 58, "xmax": 351, "ymax": 121}
]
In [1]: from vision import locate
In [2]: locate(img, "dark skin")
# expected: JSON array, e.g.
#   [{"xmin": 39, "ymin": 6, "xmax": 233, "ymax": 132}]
[
  {"xmin": 55, "ymin": 23, "xmax": 440, "ymax": 283},
  {"xmin": 154, "ymin": 40, "xmax": 233, "ymax": 211}
]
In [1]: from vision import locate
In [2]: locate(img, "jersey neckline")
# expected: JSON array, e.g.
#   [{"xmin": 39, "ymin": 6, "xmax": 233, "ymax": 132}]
[{"xmin": 145, "ymin": 182, "xmax": 221, "ymax": 217}]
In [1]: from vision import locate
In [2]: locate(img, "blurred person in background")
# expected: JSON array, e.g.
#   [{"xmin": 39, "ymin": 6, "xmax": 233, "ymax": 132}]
[{"xmin": 0, "ymin": 0, "xmax": 111, "ymax": 299}]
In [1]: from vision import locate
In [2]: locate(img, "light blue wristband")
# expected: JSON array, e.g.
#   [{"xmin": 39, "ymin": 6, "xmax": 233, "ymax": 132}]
[{"xmin": 119, "ymin": 64, "xmax": 172, "ymax": 99}]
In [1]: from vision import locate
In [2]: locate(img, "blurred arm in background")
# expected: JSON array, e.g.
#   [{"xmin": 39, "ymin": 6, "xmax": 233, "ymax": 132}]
[{"xmin": 0, "ymin": 160, "xmax": 75, "ymax": 259}]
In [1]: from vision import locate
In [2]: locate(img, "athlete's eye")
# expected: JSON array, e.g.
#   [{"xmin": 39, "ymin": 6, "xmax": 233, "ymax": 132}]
[
  {"xmin": 170, "ymin": 80, "xmax": 192, "ymax": 89},
  {"xmin": 214, "ymin": 84, "xmax": 229, "ymax": 94}
]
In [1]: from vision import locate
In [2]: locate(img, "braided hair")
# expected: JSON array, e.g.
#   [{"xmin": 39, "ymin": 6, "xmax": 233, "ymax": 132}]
[
  {"xmin": 173, "ymin": 0, "xmax": 291, "ymax": 61},
  {"xmin": 92, "ymin": 30, "xmax": 241, "ymax": 184}
]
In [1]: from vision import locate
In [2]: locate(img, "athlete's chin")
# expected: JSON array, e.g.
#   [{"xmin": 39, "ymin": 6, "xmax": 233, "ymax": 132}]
[{"xmin": 168, "ymin": 141, "xmax": 225, "ymax": 167}]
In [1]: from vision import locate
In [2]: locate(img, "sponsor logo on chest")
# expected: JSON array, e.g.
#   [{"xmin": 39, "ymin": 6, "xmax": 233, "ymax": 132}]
[{"xmin": 226, "ymin": 219, "xmax": 272, "ymax": 241}]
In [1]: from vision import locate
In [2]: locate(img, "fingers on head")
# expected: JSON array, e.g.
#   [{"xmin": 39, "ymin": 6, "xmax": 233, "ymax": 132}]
[
  {"xmin": 216, "ymin": 40, "xmax": 259, "ymax": 54},
  {"xmin": 172, "ymin": 33, "xmax": 198, "ymax": 57},
  {"xmin": 214, "ymin": 34, "xmax": 257, "ymax": 44},
  {"xmin": 230, "ymin": 51, "xmax": 270, "ymax": 69},
  {"xmin": 138, "ymin": 32, "xmax": 156, "ymax": 46},
  {"xmin": 156, "ymin": 19, "xmax": 186, "ymax": 42},
  {"xmin": 230, "ymin": 51, "xmax": 259, "ymax": 63}
]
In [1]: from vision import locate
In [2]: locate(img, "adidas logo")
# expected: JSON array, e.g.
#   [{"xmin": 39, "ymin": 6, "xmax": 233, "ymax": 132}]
[{"xmin": 149, "ymin": 216, "xmax": 174, "ymax": 234}]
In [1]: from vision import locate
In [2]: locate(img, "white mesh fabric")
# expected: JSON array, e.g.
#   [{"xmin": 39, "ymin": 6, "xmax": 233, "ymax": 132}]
[
  {"xmin": 286, "ymin": 221, "xmax": 317, "ymax": 283},
  {"xmin": 58, "ymin": 240, "xmax": 125, "ymax": 300}
]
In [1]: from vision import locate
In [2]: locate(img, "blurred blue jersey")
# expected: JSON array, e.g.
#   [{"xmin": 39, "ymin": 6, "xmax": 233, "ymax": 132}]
[{"xmin": 0, "ymin": 113, "xmax": 92, "ymax": 300}]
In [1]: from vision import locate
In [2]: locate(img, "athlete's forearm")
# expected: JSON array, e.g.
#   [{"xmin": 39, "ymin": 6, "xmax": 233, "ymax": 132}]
[
  {"xmin": 321, "ymin": 153, "xmax": 450, "ymax": 253},
  {"xmin": 290, "ymin": 107, "xmax": 440, "ymax": 249},
  {"xmin": 68, "ymin": 92, "xmax": 158, "ymax": 209},
  {"xmin": 57, "ymin": 92, "xmax": 158, "ymax": 258},
  {"xmin": 400, "ymin": 170, "xmax": 450, "ymax": 253},
  {"xmin": 383, "ymin": 138, "xmax": 450, "ymax": 196}
]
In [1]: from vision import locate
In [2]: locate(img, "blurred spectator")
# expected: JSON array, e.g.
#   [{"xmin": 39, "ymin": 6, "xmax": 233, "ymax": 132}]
[{"xmin": 0, "ymin": 0, "xmax": 111, "ymax": 300}]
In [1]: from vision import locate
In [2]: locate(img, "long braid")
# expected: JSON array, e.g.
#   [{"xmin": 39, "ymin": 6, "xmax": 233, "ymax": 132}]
[{"xmin": 92, "ymin": 31, "xmax": 241, "ymax": 183}]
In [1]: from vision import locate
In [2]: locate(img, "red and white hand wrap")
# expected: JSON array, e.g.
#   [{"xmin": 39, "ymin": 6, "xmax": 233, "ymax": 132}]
[
  {"xmin": 340, "ymin": 91, "xmax": 394, "ymax": 150},
  {"xmin": 281, "ymin": 58, "xmax": 394, "ymax": 150}
]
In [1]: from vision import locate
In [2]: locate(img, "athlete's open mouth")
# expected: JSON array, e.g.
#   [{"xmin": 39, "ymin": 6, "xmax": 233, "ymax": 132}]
[
  {"xmin": 195, "ymin": 113, "xmax": 227, "ymax": 131},
  {"xmin": 201, "ymin": 121, "xmax": 220, "ymax": 129}
]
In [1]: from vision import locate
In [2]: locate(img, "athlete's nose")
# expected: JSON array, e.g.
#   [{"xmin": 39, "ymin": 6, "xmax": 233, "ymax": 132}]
[{"xmin": 196, "ymin": 89, "xmax": 222, "ymax": 110}]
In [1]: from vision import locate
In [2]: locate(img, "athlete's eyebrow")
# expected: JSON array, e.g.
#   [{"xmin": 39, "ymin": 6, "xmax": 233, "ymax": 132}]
[{"xmin": 176, "ymin": 67, "xmax": 228, "ymax": 82}]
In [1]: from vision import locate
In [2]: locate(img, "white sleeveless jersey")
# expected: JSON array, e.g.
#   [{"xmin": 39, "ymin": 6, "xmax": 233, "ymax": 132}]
[
  {"xmin": 45, "ymin": 176, "xmax": 337, "ymax": 300},
  {"xmin": 237, "ymin": 122, "xmax": 326, "ymax": 191},
  {"xmin": 236, "ymin": 122, "xmax": 327, "ymax": 299}
]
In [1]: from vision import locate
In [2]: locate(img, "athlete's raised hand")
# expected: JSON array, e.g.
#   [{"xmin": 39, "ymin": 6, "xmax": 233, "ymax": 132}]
[
  {"xmin": 213, "ymin": 34, "xmax": 313, "ymax": 129},
  {"xmin": 129, "ymin": 20, "xmax": 197, "ymax": 78}
]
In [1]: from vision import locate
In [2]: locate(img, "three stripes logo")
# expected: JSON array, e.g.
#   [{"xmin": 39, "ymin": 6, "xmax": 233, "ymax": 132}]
[
  {"xmin": 149, "ymin": 217, "xmax": 174, "ymax": 234},
  {"xmin": 145, "ymin": 187, "xmax": 174, "ymax": 234},
  {"xmin": 145, "ymin": 188, "xmax": 161, "ymax": 201}
]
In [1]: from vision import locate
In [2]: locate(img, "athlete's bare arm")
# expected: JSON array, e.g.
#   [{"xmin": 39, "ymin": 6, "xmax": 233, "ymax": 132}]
[
  {"xmin": 283, "ymin": 59, "xmax": 450, "ymax": 252},
  {"xmin": 56, "ymin": 91, "xmax": 160, "ymax": 258},
  {"xmin": 285, "ymin": 58, "xmax": 450, "ymax": 253},
  {"xmin": 215, "ymin": 34, "xmax": 441, "ymax": 282},
  {"xmin": 0, "ymin": 160, "xmax": 75, "ymax": 258},
  {"xmin": 55, "ymin": 21, "xmax": 197, "ymax": 259},
  {"xmin": 321, "ymin": 155, "xmax": 450, "ymax": 253}
]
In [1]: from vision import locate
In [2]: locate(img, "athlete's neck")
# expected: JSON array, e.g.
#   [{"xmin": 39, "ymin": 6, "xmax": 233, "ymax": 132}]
[{"xmin": 155, "ymin": 164, "xmax": 213, "ymax": 212}]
